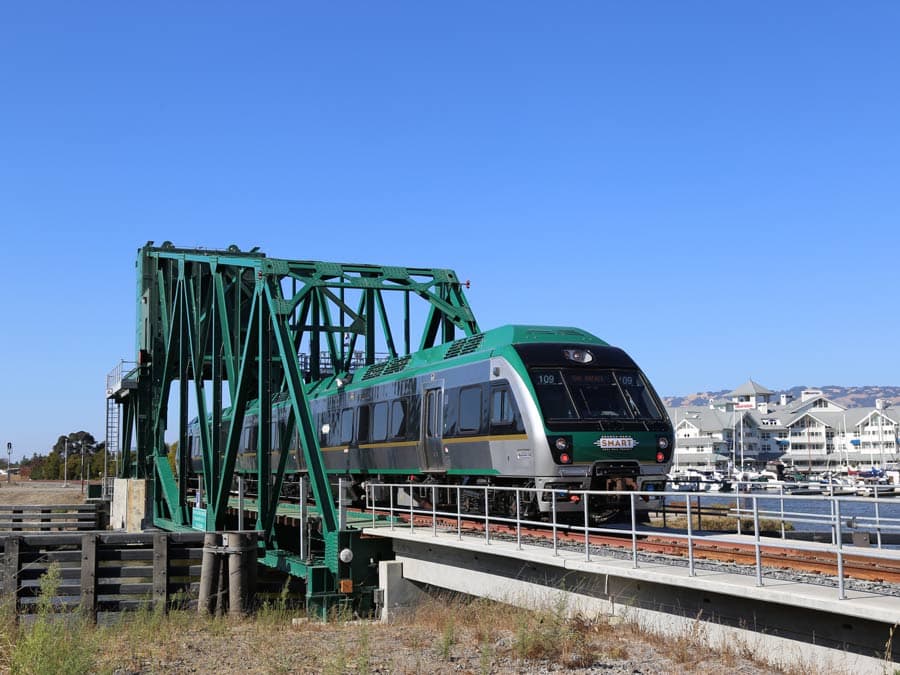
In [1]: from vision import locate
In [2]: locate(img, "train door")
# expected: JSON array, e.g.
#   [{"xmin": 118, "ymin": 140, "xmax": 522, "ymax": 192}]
[{"xmin": 421, "ymin": 384, "xmax": 445, "ymax": 471}]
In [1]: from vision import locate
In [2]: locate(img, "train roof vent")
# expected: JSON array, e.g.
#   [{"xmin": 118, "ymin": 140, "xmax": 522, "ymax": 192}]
[
  {"xmin": 527, "ymin": 328, "xmax": 584, "ymax": 337},
  {"xmin": 444, "ymin": 334, "xmax": 485, "ymax": 359},
  {"xmin": 361, "ymin": 355, "xmax": 412, "ymax": 381}
]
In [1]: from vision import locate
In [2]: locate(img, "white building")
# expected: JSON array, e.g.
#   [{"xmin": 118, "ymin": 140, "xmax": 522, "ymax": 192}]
[{"xmin": 667, "ymin": 380, "xmax": 899, "ymax": 473}]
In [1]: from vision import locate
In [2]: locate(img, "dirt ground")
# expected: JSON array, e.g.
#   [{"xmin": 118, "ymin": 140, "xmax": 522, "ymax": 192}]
[
  {"xmin": 0, "ymin": 479, "xmax": 87, "ymax": 505},
  {"xmin": 0, "ymin": 480, "xmax": 803, "ymax": 674}
]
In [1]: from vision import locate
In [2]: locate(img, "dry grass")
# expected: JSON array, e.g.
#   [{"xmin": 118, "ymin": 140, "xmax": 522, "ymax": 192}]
[
  {"xmin": 0, "ymin": 481, "xmax": 87, "ymax": 506},
  {"xmin": 650, "ymin": 513, "xmax": 790, "ymax": 533},
  {"xmin": 83, "ymin": 598, "xmax": 763, "ymax": 674},
  {"xmin": 0, "ymin": 590, "xmax": 799, "ymax": 674}
]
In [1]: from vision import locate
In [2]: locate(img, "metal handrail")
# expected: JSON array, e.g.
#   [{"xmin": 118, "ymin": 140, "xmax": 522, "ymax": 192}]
[
  {"xmin": 363, "ymin": 481, "xmax": 900, "ymax": 601},
  {"xmin": 106, "ymin": 360, "xmax": 138, "ymax": 396}
]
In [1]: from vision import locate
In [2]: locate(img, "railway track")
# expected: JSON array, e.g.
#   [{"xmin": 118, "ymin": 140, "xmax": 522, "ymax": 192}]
[
  {"xmin": 228, "ymin": 496, "xmax": 900, "ymax": 587},
  {"xmin": 637, "ymin": 535, "xmax": 900, "ymax": 583}
]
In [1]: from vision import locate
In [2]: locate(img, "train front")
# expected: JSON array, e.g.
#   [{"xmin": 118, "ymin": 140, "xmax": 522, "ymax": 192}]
[{"xmin": 512, "ymin": 337, "xmax": 673, "ymax": 521}]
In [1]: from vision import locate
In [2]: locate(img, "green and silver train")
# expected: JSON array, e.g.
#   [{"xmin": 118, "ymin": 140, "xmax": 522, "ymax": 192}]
[{"xmin": 188, "ymin": 325, "xmax": 674, "ymax": 522}]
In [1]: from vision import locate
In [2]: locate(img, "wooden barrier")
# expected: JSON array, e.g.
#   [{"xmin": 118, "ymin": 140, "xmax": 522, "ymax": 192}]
[
  {"xmin": 0, "ymin": 531, "xmax": 205, "ymax": 619},
  {"xmin": 0, "ymin": 504, "xmax": 102, "ymax": 531}
]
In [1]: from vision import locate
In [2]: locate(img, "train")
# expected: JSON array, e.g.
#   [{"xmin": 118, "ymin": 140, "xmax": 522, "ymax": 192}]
[{"xmin": 187, "ymin": 324, "xmax": 674, "ymax": 522}]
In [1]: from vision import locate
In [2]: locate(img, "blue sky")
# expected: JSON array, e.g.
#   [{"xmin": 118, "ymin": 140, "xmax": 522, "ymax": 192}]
[{"xmin": 1, "ymin": 3, "xmax": 898, "ymax": 458}]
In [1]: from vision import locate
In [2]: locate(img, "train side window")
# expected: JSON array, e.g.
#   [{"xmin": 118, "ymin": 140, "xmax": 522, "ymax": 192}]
[
  {"xmin": 372, "ymin": 401, "xmax": 388, "ymax": 442},
  {"xmin": 459, "ymin": 385, "xmax": 482, "ymax": 434},
  {"xmin": 491, "ymin": 387, "xmax": 513, "ymax": 424},
  {"xmin": 240, "ymin": 415, "xmax": 258, "ymax": 454},
  {"xmin": 357, "ymin": 404, "xmax": 371, "ymax": 444},
  {"xmin": 491, "ymin": 385, "xmax": 524, "ymax": 434},
  {"xmin": 240, "ymin": 427, "xmax": 252, "ymax": 454},
  {"xmin": 390, "ymin": 399, "xmax": 407, "ymax": 439},
  {"xmin": 271, "ymin": 419, "xmax": 281, "ymax": 451},
  {"xmin": 406, "ymin": 396, "xmax": 421, "ymax": 439},
  {"xmin": 339, "ymin": 408, "xmax": 353, "ymax": 445},
  {"xmin": 442, "ymin": 388, "xmax": 458, "ymax": 436}
]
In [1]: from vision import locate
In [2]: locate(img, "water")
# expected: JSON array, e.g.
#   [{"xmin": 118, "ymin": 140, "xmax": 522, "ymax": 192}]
[{"xmin": 671, "ymin": 490, "xmax": 900, "ymax": 536}]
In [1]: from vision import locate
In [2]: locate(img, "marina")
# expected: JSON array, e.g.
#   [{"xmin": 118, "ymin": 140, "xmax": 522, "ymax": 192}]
[
  {"xmin": 666, "ymin": 467, "xmax": 899, "ymax": 498},
  {"xmin": 661, "ymin": 483, "xmax": 900, "ymax": 543}
]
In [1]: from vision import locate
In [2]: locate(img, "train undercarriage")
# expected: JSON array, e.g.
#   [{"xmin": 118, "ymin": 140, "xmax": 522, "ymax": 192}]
[{"xmin": 228, "ymin": 466, "xmax": 653, "ymax": 526}]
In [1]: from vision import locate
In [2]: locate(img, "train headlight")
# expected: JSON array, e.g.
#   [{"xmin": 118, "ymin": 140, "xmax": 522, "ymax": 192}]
[
  {"xmin": 549, "ymin": 435, "xmax": 574, "ymax": 464},
  {"xmin": 655, "ymin": 435, "xmax": 671, "ymax": 463},
  {"xmin": 563, "ymin": 349, "xmax": 594, "ymax": 364}
]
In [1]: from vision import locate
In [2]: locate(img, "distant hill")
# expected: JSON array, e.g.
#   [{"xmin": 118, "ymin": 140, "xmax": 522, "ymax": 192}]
[{"xmin": 663, "ymin": 385, "xmax": 900, "ymax": 409}]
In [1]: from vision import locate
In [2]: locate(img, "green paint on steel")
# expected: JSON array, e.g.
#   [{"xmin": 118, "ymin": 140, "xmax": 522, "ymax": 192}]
[{"xmin": 115, "ymin": 241, "xmax": 479, "ymax": 583}]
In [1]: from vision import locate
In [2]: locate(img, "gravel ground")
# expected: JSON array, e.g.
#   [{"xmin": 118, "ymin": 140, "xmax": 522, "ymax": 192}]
[{"xmin": 95, "ymin": 610, "xmax": 790, "ymax": 675}]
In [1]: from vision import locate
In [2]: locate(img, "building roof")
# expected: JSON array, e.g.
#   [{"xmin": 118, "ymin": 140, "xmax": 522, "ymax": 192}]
[
  {"xmin": 669, "ymin": 407, "xmax": 734, "ymax": 433},
  {"xmin": 727, "ymin": 379, "xmax": 774, "ymax": 397}
]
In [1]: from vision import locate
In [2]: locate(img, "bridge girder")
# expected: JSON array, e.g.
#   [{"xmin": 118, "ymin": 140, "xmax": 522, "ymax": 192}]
[{"xmin": 124, "ymin": 242, "xmax": 479, "ymax": 566}]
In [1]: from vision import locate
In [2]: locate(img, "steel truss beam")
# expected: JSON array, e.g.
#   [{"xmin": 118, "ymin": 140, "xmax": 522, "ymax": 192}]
[{"xmin": 123, "ymin": 242, "xmax": 479, "ymax": 563}]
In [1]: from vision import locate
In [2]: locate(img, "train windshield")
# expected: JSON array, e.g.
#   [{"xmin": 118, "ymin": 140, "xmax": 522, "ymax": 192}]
[{"xmin": 530, "ymin": 368, "xmax": 663, "ymax": 421}]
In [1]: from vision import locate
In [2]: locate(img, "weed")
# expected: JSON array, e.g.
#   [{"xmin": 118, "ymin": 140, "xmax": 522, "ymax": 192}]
[
  {"xmin": 438, "ymin": 616, "xmax": 456, "ymax": 660},
  {"xmin": 127, "ymin": 595, "xmax": 168, "ymax": 640},
  {"xmin": 884, "ymin": 622, "xmax": 898, "ymax": 673},
  {"xmin": 668, "ymin": 610, "xmax": 707, "ymax": 666},
  {"xmin": 479, "ymin": 639, "xmax": 494, "ymax": 674},
  {"xmin": 10, "ymin": 563, "xmax": 96, "ymax": 675},
  {"xmin": 168, "ymin": 588, "xmax": 193, "ymax": 612},
  {"xmin": 0, "ymin": 595, "xmax": 16, "ymax": 673},
  {"xmin": 326, "ymin": 601, "xmax": 354, "ymax": 623},
  {"xmin": 257, "ymin": 578, "xmax": 298, "ymax": 627},
  {"xmin": 603, "ymin": 642, "xmax": 629, "ymax": 661},
  {"xmin": 323, "ymin": 635, "xmax": 348, "ymax": 675},
  {"xmin": 356, "ymin": 621, "xmax": 372, "ymax": 672},
  {"xmin": 512, "ymin": 596, "xmax": 571, "ymax": 662}
]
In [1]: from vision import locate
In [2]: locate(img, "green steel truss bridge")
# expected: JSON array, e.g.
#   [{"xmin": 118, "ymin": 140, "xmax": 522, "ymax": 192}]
[{"xmin": 107, "ymin": 242, "xmax": 479, "ymax": 612}]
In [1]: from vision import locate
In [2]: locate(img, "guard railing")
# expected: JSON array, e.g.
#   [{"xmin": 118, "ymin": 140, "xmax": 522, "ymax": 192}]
[{"xmin": 363, "ymin": 481, "xmax": 900, "ymax": 601}]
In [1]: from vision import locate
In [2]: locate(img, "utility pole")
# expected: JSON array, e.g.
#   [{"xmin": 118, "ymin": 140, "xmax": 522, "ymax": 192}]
[
  {"xmin": 6, "ymin": 442, "xmax": 11, "ymax": 484},
  {"xmin": 64, "ymin": 438, "xmax": 68, "ymax": 487}
]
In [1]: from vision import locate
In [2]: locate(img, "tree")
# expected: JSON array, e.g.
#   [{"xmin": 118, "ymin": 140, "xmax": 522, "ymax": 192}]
[
  {"xmin": 26, "ymin": 432, "xmax": 99, "ymax": 481},
  {"xmin": 17, "ymin": 431, "xmax": 110, "ymax": 481},
  {"xmin": 89, "ymin": 442, "xmax": 107, "ymax": 480},
  {"xmin": 167, "ymin": 441, "xmax": 179, "ymax": 479}
]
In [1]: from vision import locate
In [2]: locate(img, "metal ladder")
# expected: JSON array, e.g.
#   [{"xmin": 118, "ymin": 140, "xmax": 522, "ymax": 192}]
[{"xmin": 104, "ymin": 397, "xmax": 119, "ymax": 497}]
